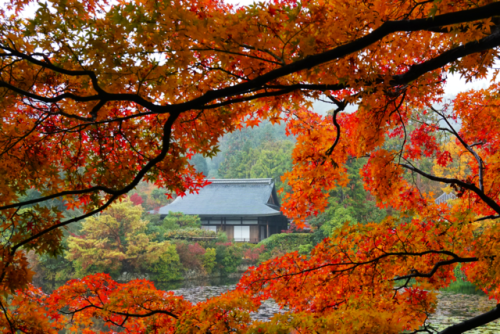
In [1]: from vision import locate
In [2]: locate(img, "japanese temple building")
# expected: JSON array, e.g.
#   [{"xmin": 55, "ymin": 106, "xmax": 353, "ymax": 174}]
[{"xmin": 157, "ymin": 179, "xmax": 289, "ymax": 243}]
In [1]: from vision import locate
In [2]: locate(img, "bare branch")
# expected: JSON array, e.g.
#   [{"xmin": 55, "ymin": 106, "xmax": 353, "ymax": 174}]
[
  {"xmin": 324, "ymin": 97, "xmax": 346, "ymax": 158},
  {"xmin": 430, "ymin": 106, "xmax": 485, "ymax": 191}
]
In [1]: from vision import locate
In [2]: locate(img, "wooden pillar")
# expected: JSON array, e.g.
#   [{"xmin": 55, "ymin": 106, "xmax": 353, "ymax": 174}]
[{"xmin": 267, "ymin": 222, "xmax": 269, "ymax": 238}]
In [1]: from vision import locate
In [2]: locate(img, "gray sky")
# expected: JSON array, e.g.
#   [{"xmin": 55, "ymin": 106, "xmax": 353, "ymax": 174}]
[{"xmin": 312, "ymin": 70, "xmax": 496, "ymax": 115}]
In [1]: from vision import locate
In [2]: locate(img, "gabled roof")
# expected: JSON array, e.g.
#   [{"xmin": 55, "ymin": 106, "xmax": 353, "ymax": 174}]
[
  {"xmin": 158, "ymin": 179, "xmax": 283, "ymax": 217},
  {"xmin": 435, "ymin": 192, "xmax": 456, "ymax": 205}
]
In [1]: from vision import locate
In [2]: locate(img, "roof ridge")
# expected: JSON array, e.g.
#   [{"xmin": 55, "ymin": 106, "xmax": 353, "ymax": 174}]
[{"xmin": 207, "ymin": 178, "xmax": 273, "ymax": 184}]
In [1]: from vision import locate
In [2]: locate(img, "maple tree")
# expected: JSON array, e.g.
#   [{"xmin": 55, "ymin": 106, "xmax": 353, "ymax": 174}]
[
  {"xmin": 129, "ymin": 192, "xmax": 144, "ymax": 206},
  {"xmin": 2, "ymin": 0, "xmax": 500, "ymax": 332}
]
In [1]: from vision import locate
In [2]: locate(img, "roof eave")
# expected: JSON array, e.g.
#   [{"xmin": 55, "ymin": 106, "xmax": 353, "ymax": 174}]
[{"xmin": 197, "ymin": 212, "xmax": 283, "ymax": 218}]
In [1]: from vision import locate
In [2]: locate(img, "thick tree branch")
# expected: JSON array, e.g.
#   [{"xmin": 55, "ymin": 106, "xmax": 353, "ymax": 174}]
[
  {"xmin": 3, "ymin": 112, "xmax": 181, "ymax": 282},
  {"xmin": 248, "ymin": 250, "xmax": 474, "ymax": 283},
  {"xmin": 439, "ymin": 304, "xmax": 500, "ymax": 334},
  {"xmin": 61, "ymin": 303, "xmax": 179, "ymax": 320},
  {"xmin": 10, "ymin": 195, "xmax": 116, "ymax": 254},
  {"xmin": 179, "ymin": 5, "xmax": 500, "ymax": 114},
  {"xmin": 393, "ymin": 256, "xmax": 478, "ymax": 281},
  {"xmin": 400, "ymin": 163, "xmax": 500, "ymax": 215},
  {"xmin": 324, "ymin": 97, "xmax": 346, "ymax": 157},
  {"xmin": 2, "ymin": 3, "xmax": 500, "ymax": 122},
  {"xmin": 475, "ymin": 215, "xmax": 500, "ymax": 222},
  {"xmin": 0, "ymin": 79, "xmax": 162, "ymax": 113},
  {"xmin": 0, "ymin": 46, "xmax": 105, "ymax": 94}
]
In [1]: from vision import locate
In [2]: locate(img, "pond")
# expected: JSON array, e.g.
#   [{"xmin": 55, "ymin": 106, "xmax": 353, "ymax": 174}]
[
  {"xmin": 159, "ymin": 277, "xmax": 285, "ymax": 321},
  {"xmin": 428, "ymin": 292, "xmax": 500, "ymax": 333},
  {"xmin": 157, "ymin": 278, "xmax": 500, "ymax": 331},
  {"xmin": 165, "ymin": 279, "xmax": 500, "ymax": 332},
  {"xmin": 39, "ymin": 278, "xmax": 500, "ymax": 332}
]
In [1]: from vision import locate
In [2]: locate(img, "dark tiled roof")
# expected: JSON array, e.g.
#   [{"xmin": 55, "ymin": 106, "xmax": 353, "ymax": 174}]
[
  {"xmin": 435, "ymin": 192, "xmax": 456, "ymax": 205},
  {"xmin": 158, "ymin": 179, "xmax": 282, "ymax": 217}
]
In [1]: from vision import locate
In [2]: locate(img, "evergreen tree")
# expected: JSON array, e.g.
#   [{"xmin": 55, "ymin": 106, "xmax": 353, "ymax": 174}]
[
  {"xmin": 309, "ymin": 158, "xmax": 387, "ymax": 242},
  {"xmin": 190, "ymin": 154, "xmax": 209, "ymax": 176}
]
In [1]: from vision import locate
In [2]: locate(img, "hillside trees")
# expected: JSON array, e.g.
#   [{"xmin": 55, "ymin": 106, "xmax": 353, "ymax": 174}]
[
  {"xmin": 2, "ymin": 0, "xmax": 500, "ymax": 332},
  {"xmin": 218, "ymin": 139, "xmax": 293, "ymax": 192},
  {"xmin": 190, "ymin": 154, "xmax": 210, "ymax": 176},
  {"xmin": 308, "ymin": 157, "xmax": 387, "ymax": 240}
]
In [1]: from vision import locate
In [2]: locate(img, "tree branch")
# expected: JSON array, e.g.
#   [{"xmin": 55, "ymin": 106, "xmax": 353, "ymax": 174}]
[
  {"xmin": 439, "ymin": 304, "xmax": 500, "ymax": 334},
  {"xmin": 61, "ymin": 303, "xmax": 179, "ymax": 320},
  {"xmin": 2, "ymin": 3, "xmax": 500, "ymax": 121},
  {"xmin": 393, "ymin": 256, "xmax": 478, "ymax": 281},
  {"xmin": 475, "ymin": 215, "xmax": 500, "ymax": 222},
  {"xmin": 247, "ymin": 250, "xmax": 475, "ymax": 283},
  {"xmin": 400, "ymin": 163, "xmax": 500, "ymax": 214},
  {"xmin": 324, "ymin": 97, "xmax": 346, "ymax": 157},
  {"xmin": 430, "ymin": 106, "xmax": 485, "ymax": 191},
  {"xmin": 0, "ymin": 110, "xmax": 181, "ymax": 211}
]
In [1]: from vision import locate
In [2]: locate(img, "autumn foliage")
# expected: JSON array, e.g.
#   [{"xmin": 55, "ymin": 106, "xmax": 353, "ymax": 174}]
[{"xmin": 2, "ymin": 0, "xmax": 500, "ymax": 332}]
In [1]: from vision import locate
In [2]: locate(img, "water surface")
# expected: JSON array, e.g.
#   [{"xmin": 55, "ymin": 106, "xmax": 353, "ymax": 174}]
[
  {"xmin": 168, "ymin": 280, "xmax": 500, "ymax": 332},
  {"xmin": 427, "ymin": 292, "xmax": 500, "ymax": 333}
]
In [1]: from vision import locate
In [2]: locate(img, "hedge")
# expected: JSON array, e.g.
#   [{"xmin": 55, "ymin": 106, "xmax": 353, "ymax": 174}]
[{"xmin": 258, "ymin": 233, "xmax": 312, "ymax": 252}]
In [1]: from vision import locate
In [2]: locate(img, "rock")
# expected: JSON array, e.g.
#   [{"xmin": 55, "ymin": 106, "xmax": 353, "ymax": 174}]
[{"xmin": 117, "ymin": 272, "xmax": 150, "ymax": 281}]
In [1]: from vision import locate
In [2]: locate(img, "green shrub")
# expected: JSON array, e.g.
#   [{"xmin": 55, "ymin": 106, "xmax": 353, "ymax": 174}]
[
  {"xmin": 164, "ymin": 228, "xmax": 218, "ymax": 240},
  {"xmin": 149, "ymin": 242, "xmax": 183, "ymax": 281},
  {"xmin": 203, "ymin": 248, "xmax": 217, "ymax": 274},
  {"xmin": 216, "ymin": 231, "xmax": 228, "ymax": 243},
  {"xmin": 54, "ymin": 267, "xmax": 74, "ymax": 281},
  {"xmin": 258, "ymin": 233, "xmax": 313, "ymax": 263},
  {"xmin": 442, "ymin": 265, "xmax": 484, "ymax": 295},
  {"xmin": 162, "ymin": 211, "xmax": 201, "ymax": 230},
  {"xmin": 215, "ymin": 243, "xmax": 242, "ymax": 275},
  {"xmin": 259, "ymin": 233, "xmax": 312, "ymax": 252},
  {"xmin": 37, "ymin": 252, "xmax": 74, "ymax": 282},
  {"xmin": 298, "ymin": 244, "xmax": 314, "ymax": 255}
]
